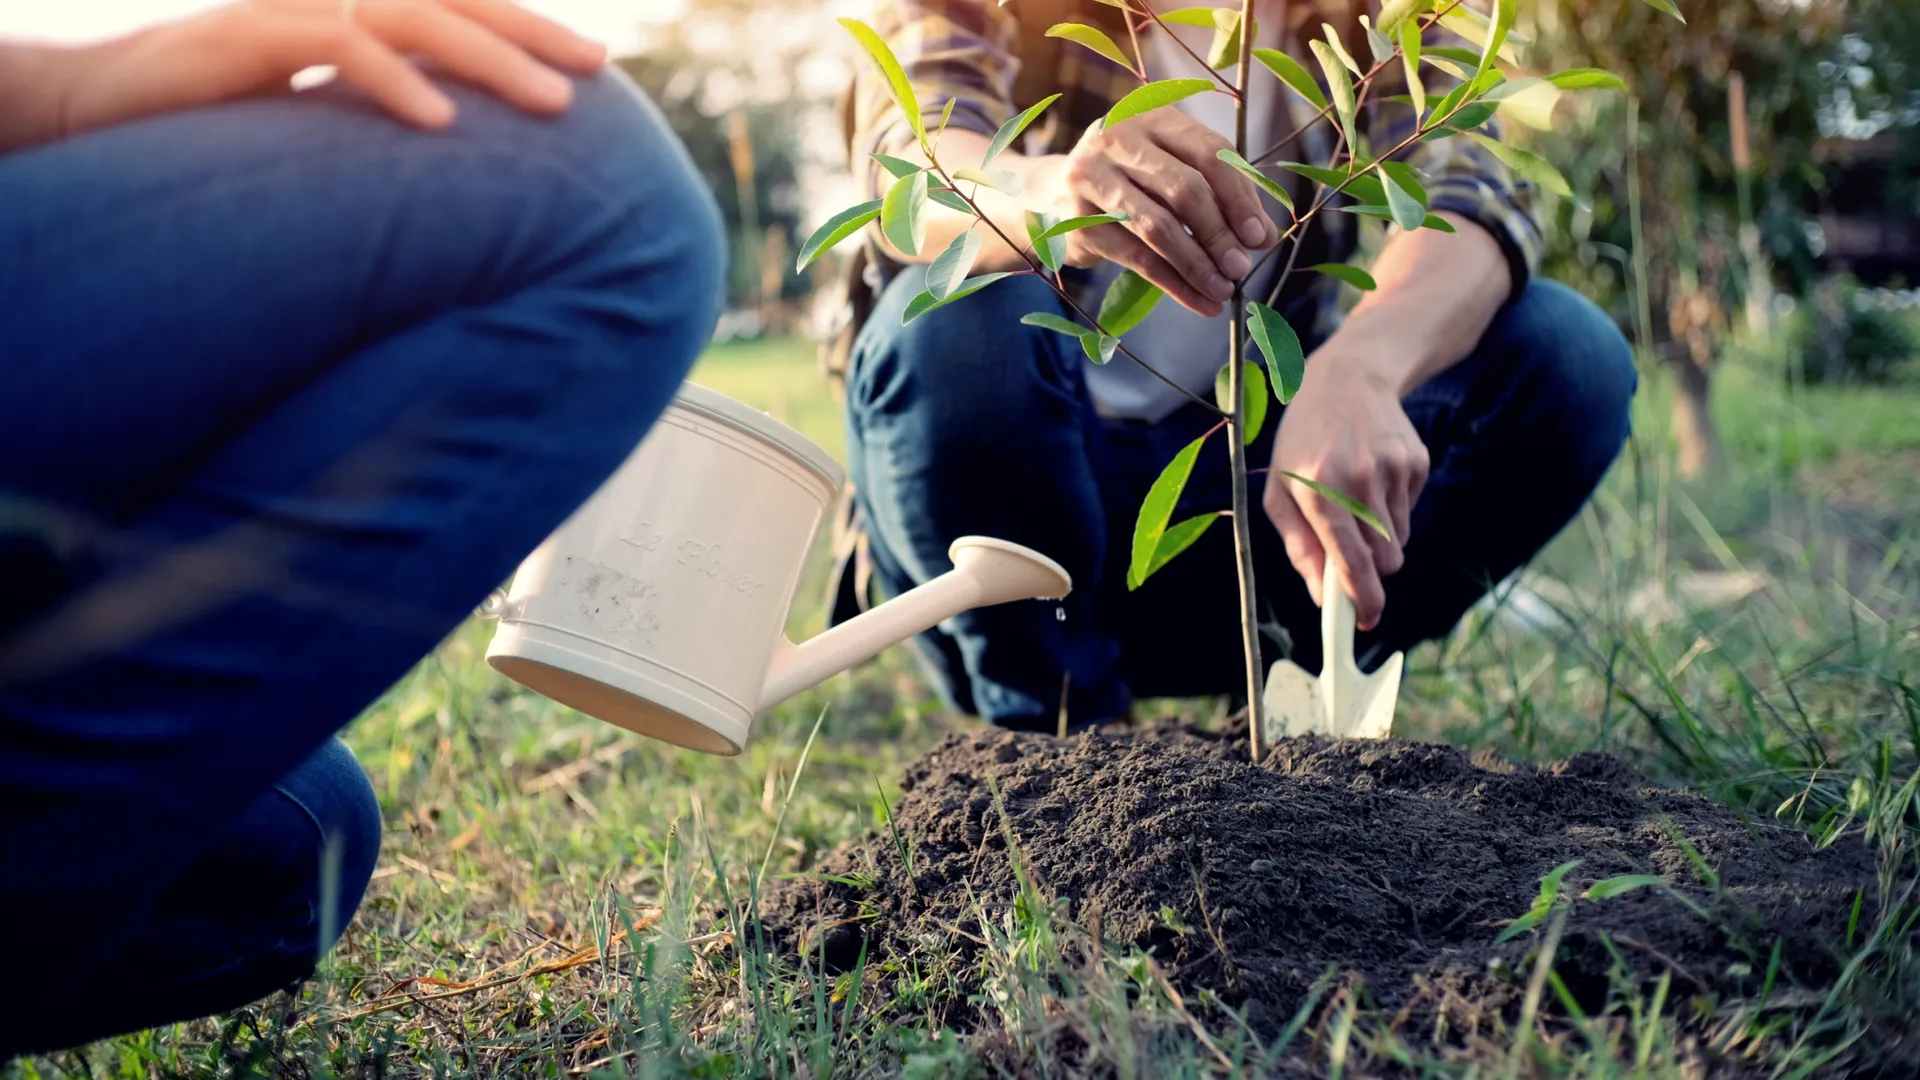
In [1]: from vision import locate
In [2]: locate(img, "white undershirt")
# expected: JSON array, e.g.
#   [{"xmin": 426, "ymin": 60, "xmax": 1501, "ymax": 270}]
[{"xmin": 1082, "ymin": 2, "xmax": 1295, "ymax": 423}]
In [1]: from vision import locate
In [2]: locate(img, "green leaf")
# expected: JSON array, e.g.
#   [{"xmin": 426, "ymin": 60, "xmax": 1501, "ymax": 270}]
[
  {"xmin": 1439, "ymin": 101, "xmax": 1500, "ymax": 134},
  {"xmin": 1307, "ymin": 262, "xmax": 1377, "ymax": 291},
  {"xmin": 982, "ymin": 93, "xmax": 1062, "ymax": 167},
  {"xmin": 1158, "ymin": 7, "xmax": 1225, "ymax": 28},
  {"xmin": 952, "ymin": 167, "xmax": 1020, "ymax": 194},
  {"xmin": 1463, "ymin": 131, "xmax": 1573, "ymax": 198},
  {"xmin": 1362, "ymin": 19, "xmax": 1395, "ymax": 66},
  {"xmin": 872, "ymin": 153, "xmax": 923, "ymax": 179},
  {"xmin": 1420, "ymin": 213, "xmax": 1456, "ymax": 232},
  {"xmin": 925, "ymin": 230, "xmax": 982, "ymax": 300},
  {"xmin": 1046, "ymin": 22, "xmax": 1133, "ymax": 71},
  {"xmin": 1493, "ymin": 906, "xmax": 1549, "ymax": 944},
  {"xmin": 1033, "ymin": 213, "xmax": 1131, "ymax": 244},
  {"xmin": 881, "ymin": 170, "xmax": 930, "ymax": 256},
  {"xmin": 795, "ymin": 199, "xmax": 883, "ymax": 271},
  {"xmin": 1435, "ymin": 7, "xmax": 1523, "ymax": 65},
  {"xmin": 1584, "ymin": 874, "xmax": 1667, "ymax": 901},
  {"xmin": 839, "ymin": 18, "xmax": 924, "ymax": 145},
  {"xmin": 1021, "ymin": 312, "xmax": 1086, "ymax": 337},
  {"xmin": 1320, "ymin": 24, "xmax": 1362, "ymax": 77},
  {"xmin": 1380, "ymin": 161, "xmax": 1428, "ymax": 205},
  {"xmin": 1282, "ymin": 473, "xmax": 1393, "ymax": 541},
  {"xmin": 1213, "ymin": 362, "xmax": 1269, "ymax": 444},
  {"xmin": 1104, "ymin": 79, "xmax": 1215, "ymax": 130},
  {"xmin": 1428, "ymin": 68, "xmax": 1505, "ymax": 130},
  {"xmin": 1309, "ymin": 40, "xmax": 1358, "ymax": 150},
  {"xmin": 1216, "ymin": 150, "xmax": 1294, "ymax": 213},
  {"xmin": 1539, "ymin": 859, "xmax": 1584, "ymax": 902},
  {"xmin": 1079, "ymin": 331, "xmax": 1120, "ymax": 365},
  {"xmin": 1129, "ymin": 435, "xmax": 1209, "ymax": 590},
  {"xmin": 928, "ymin": 188, "xmax": 974, "ymax": 214},
  {"xmin": 1253, "ymin": 49, "xmax": 1326, "ymax": 111},
  {"xmin": 1338, "ymin": 205, "xmax": 1456, "ymax": 231},
  {"xmin": 1545, "ymin": 68, "xmax": 1628, "ymax": 92},
  {"xmin": 1382, "ymin": 168, "xmax": 1426, "ymax": 230},
  {"xmin": 1246, "ymin": 302, "xmax": 1304, "ymax": 404},
  {"xmin": 1478, "ymin": 0, "xmax": 1516, "ymax": 76},
  {"xmin": 1140, "ymin": 514, "xmax": 1217, "ymax": 584},
  {"xmin": 1400, "ymin": 19, "xmax": 1426, "ymax": 121},
  {"xmin": 1026, "ymin": 211, "xmax": 1065, "ymax": 271},
  {"xmin": 1097, "ymin": 270, "xmax": 1163, "ymax": 335},
  {"xmin": 1280, "ymin": 162, "xmax": 1386, "ymax": 205},
  {"xmin": 1637, "ymin": 0, "xmax": 1687, "ymax": 23},
  {"xmin": 1204, "ymin": 8, "xmax": 1244, "ymax": 71},
  {"xmin": 900, "ymin": 272, "xmax": 1016, "ymax": 324},
  {"xmin": 934, "ymin": 97, "xmax": 956, "ymax": 141},
  {"xmin": 1377, "ymin": 0, "xmax": 1428, "ymax": 35},
  {"xmin": 1425, "ymin": 45, "xmax": 1482, "ymax": 68}
]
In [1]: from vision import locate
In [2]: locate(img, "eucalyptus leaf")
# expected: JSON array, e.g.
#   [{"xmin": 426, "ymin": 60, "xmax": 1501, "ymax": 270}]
[
  {"xmin": 1033, "ymin": 213, "xmax": 1131, "ymax": 244},
  {"xmin": 1216, "ymin": 150, "xmax": 1294, "ymax": 212},
  {"xmin": 1246, "ymin": 302, "xmax": 1304, "ymax": 404},
  {"xmin": 928, "ymin": 188, "xmax": 974, "ymax": 214},
  {"xmin": 1380, "ymin": 161, "xmax": 1429, "ymax": 205},
  {"xmin": 1097, "ymin": 270, "xmax": 1163, "ymax": 335},
  {"xmin": 1309, "ymin": 40, "xmax": 1358, "ymax": 150},
  {"xmin": 1104, "ymin": 78, "xmax": 1216, "ymax": 129},
  {"xmin": 952, "ymin": 166, "xmax": 1020, "ymax": 194},
  {"xmin": 1129, "ymin": 434, "xmax": 1209, "ymax": 590},
  {"xmin": 925, "ymin": 230, "xmax": 983, "ymax": 301},
  {"xmin": 1638, "ymin": 0, "xmax": 1687, "ymax": 23},
  {"xmin": 1020, "ymin": 312, "xmax": 1086, "ymax": 336},
  {"xmin": 1438, "ymin": 101, "xmax": 1500, "ymax": 134},
  {"xmin": 1281, "ymin": 162, "xmax": 1385, "ymax": 206},
  {"xmin": 1381, "ymin": 169, "xmax": 1425, "ymax": 229},
  {"xmin": 871, "ymin": 153, "xmax": 923, "ymax": 179},
  {"xmin": 982, "ymin": 93, "xmax": 1062, "ymax": 167},
  {"xmin": 1363, "ymin": 19, "xmax": 1395, "ymax": 66},
  {"xmin": 1545, "ymin": 67, "xmax": 1628, "ymax": 92},
  {"xmin": 839, "ymin": 18, "xmax": 924, "ymax": 144},
  {"xmin": 1338, "ymin": 205, "xmax": 1456, "ymax": 231},
  {"xmin": 1307, "ymin": 263, "xmax": 1378, "ymax": 291},
  {"xmin": 900, "ymin": 272, "xmax": 1015, "ymax": 324},
  {"xmin": 1377, "ymin": 0, "xmax": 1428, "ymax": 34},
  {"xmin": 1400, "ymin": 18, "xmax": 1426, "ymax": 120},
  {"xmin": 1215, "ymin": 362, "xmax": 1270, "ymax": 444},
  {"xmin": 1282, "ymin": 473, "xmax": 1393, "ymax": 541},
  {"xmin": 1046, "ymin": 22, "xmax": 1133, "ymax": 70},
  {"xmin": 1435, "ymin": 6, "xmax": 1524, "ymax": 64},
  {"xmin": 1158, "ymin": 7, "xmax": 1225, "ymax": 28},
  {"xmin": 1253, "ymin": 48, "xmax": 1326, "ymax": 111},
  {"xmin": 881, "ymin": 170, "xmax": 930, "ymax": 256},
  {"xmin": 1079, "ymin": 331, "xmax": 1120, "ymax": 365},
  {"xmin": 1321, "ymin": 24, "xmax": 1363, "ymax": 77},
  {"xmin": 1140, "ymin": 514, "xmax": 1218, "ymax": 583},
  {"xmin": 1204, "ymin": 8, "xmax": 1244, "ymax": 70},
  {"xmin": 1478, "ymin": 0, "xmax": 1516, "ymax": 76},
  {"xmin": 1464, "ymin": 131, "xmax": 1573, "ymax": 198},
  {"xmin": 1026, "ymin": 211, "xmax": 1066, "ymax": 271},
  {"xmin": 795, "ymin": 199, "xmax": 883, "ymax": 271}
]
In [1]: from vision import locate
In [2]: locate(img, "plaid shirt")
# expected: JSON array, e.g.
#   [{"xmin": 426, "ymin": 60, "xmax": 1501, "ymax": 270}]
[{"xmin": 844, "ymin": 0, "xmax": 1543, "ymax": 344}]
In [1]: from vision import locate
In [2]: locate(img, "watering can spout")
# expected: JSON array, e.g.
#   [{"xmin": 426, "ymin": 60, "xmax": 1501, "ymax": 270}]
[{"xmin": 758, "ymin": 537, "xmax": 1071, "ymax": 711}]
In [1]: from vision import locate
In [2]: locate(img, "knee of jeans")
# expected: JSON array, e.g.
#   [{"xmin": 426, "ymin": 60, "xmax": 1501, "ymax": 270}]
[
  {"xmin": 281, "ymin": 739, "xmax": 383, "ymax": 947},
  {"xmin": 849, "ymin": 271, "xmax": 1075, "ymax": 433},
  {"xmin": 1506, "ymin": 279, "xmax": 1638, "ymax": 477}
]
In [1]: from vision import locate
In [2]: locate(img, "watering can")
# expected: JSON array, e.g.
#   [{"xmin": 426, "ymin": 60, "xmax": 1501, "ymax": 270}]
[
  {"xmin": 1261, "ymin": 560, "xmax": 1403, "ymax": 743},
  {"xmin": 483, "ymin": 382, "xmax": 1072, "ymax": 756}
]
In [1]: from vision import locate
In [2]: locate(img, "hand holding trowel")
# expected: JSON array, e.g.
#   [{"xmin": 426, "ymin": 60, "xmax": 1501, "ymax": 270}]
[{"xmin": 1261, "ymin": 559, "xmax": 1404, "ymax": 744}]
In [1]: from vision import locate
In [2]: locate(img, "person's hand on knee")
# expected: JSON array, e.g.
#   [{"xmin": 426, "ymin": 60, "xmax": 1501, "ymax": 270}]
[{"xmin": 12, "ymin": 0, "xmax": 608, "ymax": 150}]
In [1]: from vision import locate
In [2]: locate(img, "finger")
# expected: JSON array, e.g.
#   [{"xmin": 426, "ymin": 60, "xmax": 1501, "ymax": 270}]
[
  {"xmin": 358, "ymin": 0, "xmax": 574, "ymax": 115},
  {"xmin": 1129, "ymin": 152, "xmax": 1251, "ymax": 285},
  {"xmin": 1292, "ymin": 480, "xmax": 1386, "ymax": 627},
  {"xmin": 1109, "ymin": 164, "xmax": 1235, "ymax": 303},
  {"xmin": 1383, "ymin": 474, "xmax": 1411, "ymax": 573},
  {"xmin": 445, "ymin": 0, "xmax": 608, "ymax": 73},
  {"xmin": 1082, "ymin": 225, "xmax": 1223, "ymax": 316},
  {"xmin": 1406, "ymin": 443, "xmax": 1431, "ymax": 530},
  {"xmin": 1159, "ymin": 123, "xmax": 1276, "ymax": 249},
  {"xmin": 1263, "ymin": 476, "xmax": 1324, "ymax": 604},
  {"xmin": 325, "ymin": 22, "xmax": 457, "ymax": 127}
]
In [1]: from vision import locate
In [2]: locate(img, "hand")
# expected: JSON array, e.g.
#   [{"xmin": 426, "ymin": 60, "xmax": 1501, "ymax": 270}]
[
  {"xmin": 1030, "ymin": 108, "xmax": 1277, "ymax": 316},
  {"xmin": 56, "ymin": 0, "xmax": 607, "ymax": 139},
  {"xmin": 1262, "ymin": 357, "xmax": 1430, "ymax": 630}
]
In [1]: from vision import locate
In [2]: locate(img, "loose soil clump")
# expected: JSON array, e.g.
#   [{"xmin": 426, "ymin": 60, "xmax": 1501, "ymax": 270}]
[{"xmin": 760, "ymin": 724, "xmax": 1875, "ymax": 1069}]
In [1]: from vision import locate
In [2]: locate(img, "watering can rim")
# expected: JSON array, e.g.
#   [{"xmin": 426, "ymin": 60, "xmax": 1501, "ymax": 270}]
[{"xmin": 673, "ymin": 381, "xmax": 846, "ymax": 492}]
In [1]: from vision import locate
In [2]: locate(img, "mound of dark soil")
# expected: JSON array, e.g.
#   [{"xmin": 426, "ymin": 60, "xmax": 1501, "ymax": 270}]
[{"xmin": 760, "ymin": 724, "xmax": 1874, "ymax": 1059}]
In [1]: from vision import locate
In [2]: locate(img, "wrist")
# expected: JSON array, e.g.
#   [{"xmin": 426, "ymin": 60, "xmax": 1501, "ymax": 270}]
[{"xmin": 1309, "ymin": 320, "xmax": 1432, "ymax": 399}]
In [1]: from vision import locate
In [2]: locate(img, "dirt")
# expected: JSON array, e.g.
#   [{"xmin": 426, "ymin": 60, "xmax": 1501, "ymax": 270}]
[{"xmin": 759, "ymin": 722, "xmax": 1877, "ymax": 1067}]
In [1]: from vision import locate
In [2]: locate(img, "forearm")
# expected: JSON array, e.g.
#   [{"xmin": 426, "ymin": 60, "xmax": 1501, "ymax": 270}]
[
  {"xmin": 872, "ymin": 129, "xmax": 1070, "ymax": 270},
  {"xmin": 1314, "ymin": 211, "xmax": 1512, "ymax": 396},
  {"xmin": 0, "ymin": 41, "xmax": 87, "ymax": 153}
]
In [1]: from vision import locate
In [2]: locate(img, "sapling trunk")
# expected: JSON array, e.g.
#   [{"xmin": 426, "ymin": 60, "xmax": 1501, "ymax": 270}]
[{"xmin": 1229, "ymin": 0, "xmax": 1266, "ymax": 762}]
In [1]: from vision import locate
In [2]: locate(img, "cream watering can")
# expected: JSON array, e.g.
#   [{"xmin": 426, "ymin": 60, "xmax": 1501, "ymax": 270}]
[{"xmin": 484, "ymin": 382, "xmax": 1072, "ymax": 756}]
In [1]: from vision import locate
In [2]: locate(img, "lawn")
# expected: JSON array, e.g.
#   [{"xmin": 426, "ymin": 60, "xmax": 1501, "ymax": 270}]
[{"xmin": 11, "ymin": 336, "xmax": 1920, "ymax": 1079}]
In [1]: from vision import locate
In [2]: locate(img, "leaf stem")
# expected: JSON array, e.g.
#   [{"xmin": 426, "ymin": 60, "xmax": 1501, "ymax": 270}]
[{"xmin": 1132, "ymin": 4, "xmax": 1242, "ymax": 98}]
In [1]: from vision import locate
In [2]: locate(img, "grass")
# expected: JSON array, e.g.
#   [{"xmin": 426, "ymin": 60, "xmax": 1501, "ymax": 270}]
[{"xmin": 10, "ymin": 332, "xmax": 1920, "ymax": 1079}]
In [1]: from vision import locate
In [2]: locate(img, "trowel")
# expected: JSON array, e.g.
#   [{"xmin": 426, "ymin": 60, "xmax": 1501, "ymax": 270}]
[{"xmin": 1261, "ymin": 560, "xmax": 1403, "ymax": 743}]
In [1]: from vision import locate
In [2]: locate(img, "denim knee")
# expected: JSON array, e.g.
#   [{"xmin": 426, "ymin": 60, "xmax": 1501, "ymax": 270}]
[
  {"xmin": 274, "ymin": 738, "xmax": 383, "ymax": 951},
  {"xmin": 1499, "ymin": 279, "xmax": 1638, "ymax": 480}
]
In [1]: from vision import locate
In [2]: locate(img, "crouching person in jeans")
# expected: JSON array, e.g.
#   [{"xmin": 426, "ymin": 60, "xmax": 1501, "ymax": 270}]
[
  {"xmin": 822, "ymin": 0, "xmax": 1637, "ymax": 728},
  {"xmin": 0, "ymin": 0, "xmax": 723, "ymax": 1057}
]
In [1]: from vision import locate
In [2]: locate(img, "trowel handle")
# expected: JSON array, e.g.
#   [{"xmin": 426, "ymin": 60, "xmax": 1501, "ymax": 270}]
[{"xmin": 1318, "ymin": 559, "xmax": 1359, "ymax": 679}]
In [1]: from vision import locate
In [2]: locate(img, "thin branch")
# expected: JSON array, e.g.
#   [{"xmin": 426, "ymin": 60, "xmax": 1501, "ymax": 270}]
[
  {"xmin": 1131, "ymin": 3, "xmax": 1241, "ymax": 97},
  {"xmin": 1229, "ymin": 0, "xmax": 1266, "ymax": 761}
]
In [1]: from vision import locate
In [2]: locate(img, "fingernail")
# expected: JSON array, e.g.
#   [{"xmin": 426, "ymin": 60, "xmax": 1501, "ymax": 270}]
[
  {"xmin": 1206, "ymin": 274, "xmax": 1233, "ymax": 300},
  {"xmin": 1221, "ymin": 248, "xmax": 1251, "ymax": 279},
  {"xmin": 1240, "ymin": 216, "xmax": 1268, "ymax": 246}
]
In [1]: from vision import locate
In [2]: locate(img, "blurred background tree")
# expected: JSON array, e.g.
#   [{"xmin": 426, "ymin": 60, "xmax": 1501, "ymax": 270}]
[{"xmin": 1518, "ymin": 0, "xmax": 1920, "ymax": 477}]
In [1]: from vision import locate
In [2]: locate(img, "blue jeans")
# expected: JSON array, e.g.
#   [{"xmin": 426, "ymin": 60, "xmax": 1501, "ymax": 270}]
[
  {"xmin": 0, "ymin": 69, "xmax": 723, "ymax": 1056},
  {"xmin": 844, "ymin": 270, "xmax": 1636, "ymax": 728}
]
